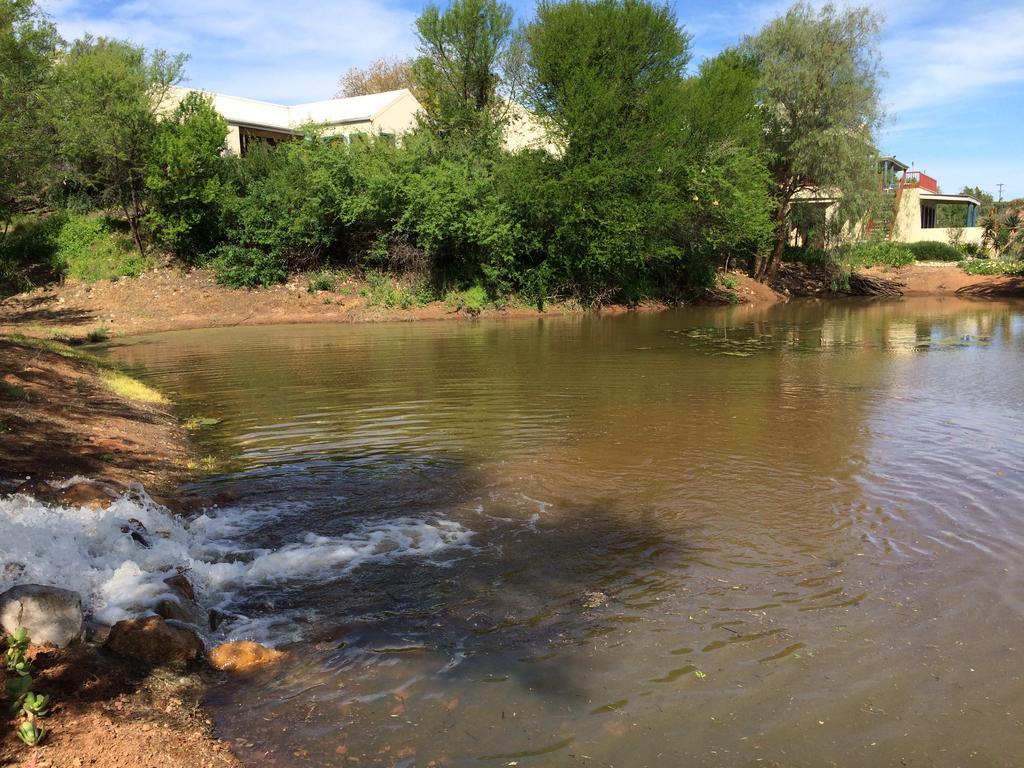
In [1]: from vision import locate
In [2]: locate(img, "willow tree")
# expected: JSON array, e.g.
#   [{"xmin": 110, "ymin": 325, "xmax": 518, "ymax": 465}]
[
  {"xmin": 743, "ymin": 2, "xmax": 884, "ymax": 281},
  {"xmin": 412, "ymin": 0, "xmax": 515, "ymax": 152},
  {"xmin": 0, "ymin": 0, "xmax": 61, "ymax": 229}
]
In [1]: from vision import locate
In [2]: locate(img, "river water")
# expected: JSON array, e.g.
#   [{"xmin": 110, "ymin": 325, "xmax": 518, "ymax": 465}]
[{"xmin": 104, "ymin": 297, "xmax": 1024, "ymax": 767}]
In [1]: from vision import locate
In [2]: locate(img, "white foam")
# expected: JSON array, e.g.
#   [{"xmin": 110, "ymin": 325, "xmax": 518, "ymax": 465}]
[{"xmin": 0, "ymin": 485, "xmax": 474, "ymax": 633}]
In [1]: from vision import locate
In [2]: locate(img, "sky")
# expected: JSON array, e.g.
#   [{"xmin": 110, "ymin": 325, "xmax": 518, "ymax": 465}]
[{"xmin": 40, "ymin": 0, "xmax": 1024, "ymax": 199}]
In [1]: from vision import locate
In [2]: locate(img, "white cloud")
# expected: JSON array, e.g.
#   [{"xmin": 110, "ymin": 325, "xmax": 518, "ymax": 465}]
[
  {"xmin": 882, "ymin": 5, "xmax": 1024, "ymax": 112},
  {"xmin": 40, "ymin": 0, "xmax": 420, "ymax": 102}
]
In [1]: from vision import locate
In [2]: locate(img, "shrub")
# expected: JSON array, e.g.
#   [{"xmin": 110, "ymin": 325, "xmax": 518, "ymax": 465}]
[
  {"xmin": 52, "ymin": 214, "xmax": 151, "ymax": 282},
  {"xmin": 307, "ymin": 270, "xmax": 338, "ymax": 292},
  {"xmin": 906, "ymin": 241, "xmax": 962, "ymax": 262},
  {"xmin": 844, "ymin": 241, "xmax": 914, "ymax": 268},
  {"xmin": 210, "ymin": 245, "xmax": 287, "ymax": 287},
  {"xmin": 958, "ymin": 259, "xmax": 1024, "ymax": 277},
  {"xmin": 444, "ymin": 283, "xmax": 488, "ymax": 314}
]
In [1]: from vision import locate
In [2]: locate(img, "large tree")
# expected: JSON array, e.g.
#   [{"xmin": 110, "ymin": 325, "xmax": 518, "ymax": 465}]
[
  {"xmin": 52, "ymin": 36, "xmax": 185, "ymax": 255},
  {"xmin": 518, "ymin": 0, "xmax": 697, "ymax": 297},
  {"xmin": 0, "ymin": 0, "xmax": 61, "ymax": 230},
  {"xmin": 412, "ymin": 0, "xmax": 514, "ymax": 151},
  {"xmin": 743, "ymin": 2, "xmax": 884, "ymax": 280}
]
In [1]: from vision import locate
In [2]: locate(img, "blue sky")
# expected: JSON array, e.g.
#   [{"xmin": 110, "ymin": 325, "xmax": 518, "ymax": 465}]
[{"xmin": 41, "ymin": 0, "xmax": 1024, "ymax": 198}]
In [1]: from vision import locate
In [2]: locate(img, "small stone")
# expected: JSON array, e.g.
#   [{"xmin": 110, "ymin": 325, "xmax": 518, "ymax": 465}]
[
  {"xmin": 58, "ymin": 481, "xmax": 123, "ymax": 509},
  {"xmin": 13, "ymin": 479, "xmax": 58, "ymax": 504},
  {"xmin": 155, "ymin": 598, "xmax": 195, "ymax": 624},
  {"xmin": 105, "ymin": 616, "xmax": 204, "ymax": 664},
  {"xmin": 164, "ymin": 573, "xmax": 196, "ymax": 602},
  {"xmin": 0, "ymin": 584, "xmax": 84, "ymax": 647},
  {"xmin": 208, "ymin": 641, "xmax": 286, "ymax": 672}
]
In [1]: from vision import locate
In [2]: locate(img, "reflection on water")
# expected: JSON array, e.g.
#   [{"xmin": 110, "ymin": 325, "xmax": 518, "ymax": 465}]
[{"xmin": 107, "ymin": 297, "xmax": 1024, "ymax": 767}]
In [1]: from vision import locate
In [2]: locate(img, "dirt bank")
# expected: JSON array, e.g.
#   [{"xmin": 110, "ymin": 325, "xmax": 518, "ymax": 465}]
[
  {"xmin": 862, "ymin": 262, "xmax": 1024, "ymax": 297},
  {"xmin": 0, "ymin": 337, "xmax": 188, "ymax": 495},
  {"xmin": 0, "ymin": 267, "xmax": 786, "ymax": 341},
  {"xmin": 0, "ymin": 338, "xmax": 238, "ymax": 766},
  {"xmin": 0, "ymin": 646, "xmax": 240, "ymax": 768}
]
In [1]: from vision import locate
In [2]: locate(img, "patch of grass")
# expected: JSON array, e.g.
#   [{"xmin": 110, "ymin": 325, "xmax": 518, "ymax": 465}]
[
  {"xmin": 186, "ymin": 455, "xmax": 220, "ymax": 473},
  {"xmin": 443, "ymin": 284, "xmax": 489, "ymax": 315},
  {"xmin": 0, "ymin": 420, "xmax": 11, "ymax": 433},
  {"xmin": 0, "ymin": 381, "xmax": 30, "ymax": 401},
  {"xmin": 843, "ymin": 242, "xmax": 915, "ymax": 269},
  {"xmin": 360, "ymin": 271, "xmax": 431, "ymax": 309},
  {"xmin": 307, "ymin": 271, "xmax": 338, "ymax": 293},
  {"xmin": 52, "ymin": 214, "xmax": 153, "ymax": 282},
  {"xmin": 958, "ymin": 259, "xmax": 1024, "ymax": 277},
  {"xmin": 906, "ymin": 241, "xmax": 963, "ymax": 262},
  {"xmin": 4, "ymin": 334, "xmax": 106, "ymax": 366},
  {"xmin": 99, "ymin": 370, "xmax": 167, "ymax": 403},
  {"xmin": 85, "ymin": 325, "xmax": 109, "ymax": 343}
]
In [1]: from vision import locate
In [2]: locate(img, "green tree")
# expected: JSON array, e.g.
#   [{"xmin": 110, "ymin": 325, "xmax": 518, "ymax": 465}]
[
  {"xmin": 412, "ymin": 0, "xmax": 515, "ymax": 152},
  {"xmin": 52, "ymin": 36, "xmax": 186, "ymax": 256},
  {"xmin": 144, "ymin": 91, "xmax": 228, "ymax": 259},
  {"xmin": 0, "ymin": 0, "xmax": 61, "ymax": 230},
  {"xmin": 519, "ymin": 0, "xmax": 699, "ymax": 298},
  {"xmin": 743, "ymin": 2, "xmax": 884, "ymax": 280}
]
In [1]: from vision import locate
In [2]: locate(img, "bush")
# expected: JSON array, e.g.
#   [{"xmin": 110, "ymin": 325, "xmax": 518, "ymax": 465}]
[
  {"xmin": 307, "ymin": 270, "xmax": 338, "ymax": 292},
  {"xmin": 360, "ymin": 270, "xmax": 430, "ymax": 309},
  {"xmin": 52, "ymin": 214, "xmax": 151, "ymax": 282},
  {"xmin": 906, "ymin": 241, "xmax": 962, "ymax": 262},
  {"xmin": 444, "ymin": 283, "xmax": 489, "ymax": 314},
  {"xmin": 210, "ymin": 246, "xmax": 287, "ymax": 287},
  {"xmin": 843, "ymin": 241, "xmax": 914, "ymax": 268},
  {"xmin": 958, "ymin": 259, "xmax": 1024, "ymax": 277}
]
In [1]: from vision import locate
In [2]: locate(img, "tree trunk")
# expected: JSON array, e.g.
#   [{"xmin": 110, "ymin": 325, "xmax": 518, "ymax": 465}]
[
  {"xmin": 755, "ymin": 198, "xmax": 791, "ymax": 282},
  {"xmin": 125, "ymin": 185, "xmax": 146, "ymax": 258}
]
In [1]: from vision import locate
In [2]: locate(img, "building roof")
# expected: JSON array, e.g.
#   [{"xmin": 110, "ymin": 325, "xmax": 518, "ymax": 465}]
[
  {"xmin": 880, "ymin": 155, "xmax": 910, "ymax": 171},
  {"xmin": 169, "ymin": 86, "xmax": 413, "ymax": 132},
  {"xmin": 920, "ymin": 192, "xmax": 982, "ymax": 206}
]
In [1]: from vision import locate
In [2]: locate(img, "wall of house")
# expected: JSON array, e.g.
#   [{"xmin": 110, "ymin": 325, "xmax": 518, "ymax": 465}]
[
  {"xmin": 371, "ymin": 91, "xmax": 422, "ymax": 137},
  {"xmin": 892, "ymin": 187, "xmax": 984, "ymax": 246}
]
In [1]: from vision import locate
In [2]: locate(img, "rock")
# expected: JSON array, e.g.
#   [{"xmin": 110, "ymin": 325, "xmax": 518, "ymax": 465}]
[
  {"xmin": 57, "ymin": 481, "xmax": 123, "ymax": 509},
  {"xmin": 154, "ymin": 598, "xmax": 195, "ymax": 624},
  {"xmin": 0, "ymin": 584, "xmax": 84, "ymax": 647},
  {"xmin": 105, "ymin": 616, "xmax": 204, "ymax": 664},
  {"xmin": 163, "ymin": 573, "xmax": 196, "ymax": 603},
  {"xmin": 13, "ymin": 479, "xmax": 58, "ymax": 504},
  {"xmin": 581, "ymin": 591, "xmax": 609, "ymax": 609},
  {"xmin": 208, "ymin": 641, "xmax": 285, "ymax": 672},
  {"xmin": 207, "ymin": 609, "xmax": 235, "ymax": 632}
]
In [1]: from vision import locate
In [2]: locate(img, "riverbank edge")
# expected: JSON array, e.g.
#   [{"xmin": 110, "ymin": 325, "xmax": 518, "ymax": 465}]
[{"xmin": 0, "ymin": 336, "xmax": 241, "ymax": 767}]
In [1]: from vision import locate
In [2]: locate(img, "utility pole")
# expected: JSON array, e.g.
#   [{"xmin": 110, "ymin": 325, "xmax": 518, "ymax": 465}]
[{"xmin": 997, "ymin": 183, "xmax": 1005, "ymax": 203}]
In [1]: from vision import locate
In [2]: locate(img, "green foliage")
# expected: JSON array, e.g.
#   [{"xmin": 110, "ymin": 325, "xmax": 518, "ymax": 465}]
[
  {"xmin": 307, "ymin": 270, "xmax": 338, "ymax": 292},
  {"xmin": 905, "ymin": 241, "xmax": 962, "ymax": 262},
  {"xmin": 843, "ymin": 241, "xmax": 914, "ymax": 268},
  {"xmin": 444, "ymin": 283, "xmax": 488, "ymax": 314},
  {"xmin": 743, "ymin": 2, "xmax": 884, "ymax": 278},
  {"xmin": 210, "ymin": 245, "xmax": 286, "ymax": 288},
  {"xmin": 360, "ymin": 270, "xmax": 431, "ymax": 309},
  {"xmin": 52, "ymin": 214, "xmax": 150, "ymax": 281},
  {"xmin": 5, "ymin": 627, "xmax": 50, "ymax": 748},
  {"xmin": 52, "ymin": 35, "xmax": 186, "ymax": 255},
  {"xmin": 0, "ymin": 0, "xmax": 61, "ymax": 223},
  {"xmin": 412, "ymin": 0, "xmax": 514, "ymax": 152},
  {"xmin": 144, "ymin": 91, "xmax": 229, "ymax": 260},
  {"xmin": 958, "ymin": 259, "xmax": 1024, "ymax": 277}
]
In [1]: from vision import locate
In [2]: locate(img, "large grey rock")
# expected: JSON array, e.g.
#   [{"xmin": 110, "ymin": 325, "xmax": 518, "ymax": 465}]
[{"xmin": 0, "ymin": 584, "xmax": 84, "ymax": 647}]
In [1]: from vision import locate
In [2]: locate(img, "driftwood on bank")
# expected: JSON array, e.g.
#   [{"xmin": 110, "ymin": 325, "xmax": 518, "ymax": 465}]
[{"xmin": 846, "ymin": 272, "xmax": 905, "ymax": 297}]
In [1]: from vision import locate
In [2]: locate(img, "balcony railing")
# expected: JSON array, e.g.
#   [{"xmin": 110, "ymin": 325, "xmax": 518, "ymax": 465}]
[{"xmin": 900, "ymin": 171, "xmax": 938, "ymax": 193}]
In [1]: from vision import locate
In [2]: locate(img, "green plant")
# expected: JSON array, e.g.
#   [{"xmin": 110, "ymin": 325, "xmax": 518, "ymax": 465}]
[
  {"xmin": 86, "ymin": 325, "xmax": 109, "ymax": 343},
  {"xmin": 307, "ymin": 270, "xmax": 337, "ymax": 293},
  {"xmin": 906, "ymin": 240, "xmax": 962, "ymax": 262},
  {"xmin": 444, "ymin": 283, "xmax": 489, "ymax": 315},
  {"xmin": 0, "ymin": 381, "xmax": 30, "ymax": 401},
  {"xmin": 843, "ymin": 241, "xmax": 914, "ymax": 268},
  {"xmin": 52, "ymin": 214, "xmax": 151, "ymax": 282},
  {"xmin": 210, "ymin": 246, "xmax": 287, "ymax": 288},
  {"xmin": 958, "ymin": 259, "xmax": 1024, "ymax": 277},
  {"xmin": 16, "ymin": 721, "xmax": 45, "ymax": 746}
]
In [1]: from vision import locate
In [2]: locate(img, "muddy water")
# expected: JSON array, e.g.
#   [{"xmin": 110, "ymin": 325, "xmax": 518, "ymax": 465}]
[{"xmin": 106, "ymin": 298, "xmax": 1024, "ymax": 767}]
